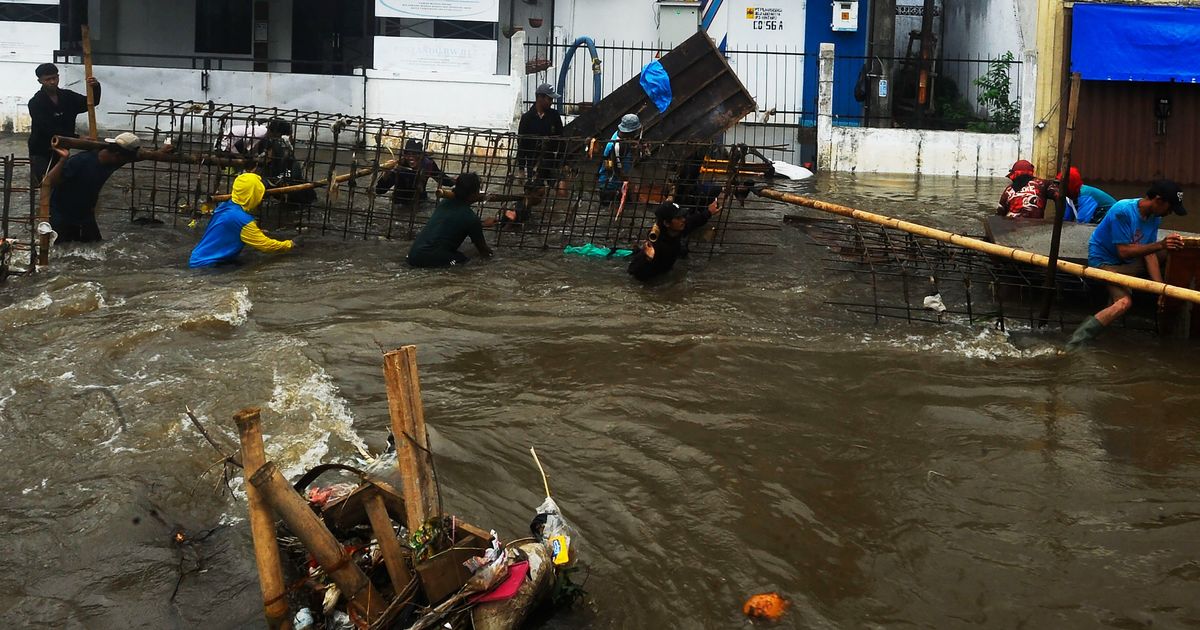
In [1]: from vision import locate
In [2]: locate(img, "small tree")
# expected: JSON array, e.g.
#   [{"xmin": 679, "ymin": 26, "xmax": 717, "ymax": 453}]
[{"xmin": 971, "ymin": 52, "xmax": 1020, "ymax": 133}]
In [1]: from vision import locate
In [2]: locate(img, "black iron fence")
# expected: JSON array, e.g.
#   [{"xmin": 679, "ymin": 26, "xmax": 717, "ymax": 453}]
[
  {"xmin": 524, "ymin": 39, "xmax": 1023, "ymax": 136},
  {"xmin": 832, "ymin": 53, "xmax": 1023, "ymax": 131}
]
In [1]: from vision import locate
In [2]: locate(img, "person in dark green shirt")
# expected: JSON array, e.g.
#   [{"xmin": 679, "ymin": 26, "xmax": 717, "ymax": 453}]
[{"xmin": 406, "ymin": 172, "xmax": 495, "ymax": 267}]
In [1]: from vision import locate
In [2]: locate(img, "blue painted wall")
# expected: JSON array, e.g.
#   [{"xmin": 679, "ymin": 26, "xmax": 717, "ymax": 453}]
[{"xmin": 803, "ymin": 0, "xmax": 871, "ymax": 126}]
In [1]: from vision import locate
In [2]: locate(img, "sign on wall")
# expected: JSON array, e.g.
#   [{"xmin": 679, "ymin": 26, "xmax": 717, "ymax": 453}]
[
  {"xmin": 373, "ymin": 36, "xmax": 497, "ymax": 75},
  {"xmin": 728, "ymin": 1, "xmax": 792, "ymax": 44},
  {"xmin": 376, "ymin": 0, "xmax": 499, "ymax": 22}
]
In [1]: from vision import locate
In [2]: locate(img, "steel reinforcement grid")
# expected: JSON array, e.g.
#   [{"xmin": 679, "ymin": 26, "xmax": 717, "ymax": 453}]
[{"xmin": 113, "ymin": 99, "xmax": 782, "ymax": 258}]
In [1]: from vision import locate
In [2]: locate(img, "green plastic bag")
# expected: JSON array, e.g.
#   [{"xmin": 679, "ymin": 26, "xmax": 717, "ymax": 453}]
[{"xmin": 563, "ymin": 243, "xmax": 632, "ymax": 258}]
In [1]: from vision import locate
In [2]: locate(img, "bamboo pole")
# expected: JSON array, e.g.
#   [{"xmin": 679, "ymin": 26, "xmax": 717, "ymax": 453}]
[
  {"xmin": 1038, "ymin": 71, "xmax": 1082, "ymax": 323},
  {"xmin": 233, "ymin": 408, "xmax": 291, "ymax": 630},
  {"xmin": 362, "ymin": 488, "xmax": 414, "ymax": 593},
  {"xmin": 36, "ymin": 180, "xmax": 49, "ymax": 266},
  {"xmin": 52, "ymin": 136, "xmax": 252, "ymax": 168},
  {"xmin": 250, "ymin": 461, "xmax": 385, "ymax": 624},
  {"xmin": 81, "ymin": 25, "xmax": 97, "ymax": 140},
  {"xmin": 210, "ymin": 159, "xmax": 399, "ymax": 203},
  {"xmin": 382, "ymin": 346, "xmax": 439, "ymax": 533},
  {"xmin": 756, "ymin": 188, "xmax": 1200, "ymax": 306}
]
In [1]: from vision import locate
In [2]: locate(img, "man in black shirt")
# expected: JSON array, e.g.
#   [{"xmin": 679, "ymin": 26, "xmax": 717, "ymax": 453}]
[
  {"xmin": 504, "ymin": 83, "xmax": 564, "ymax": 225},
  {"xmin": 28, "ymin": 63, "xmax": 101, "ymax": 186},
  {"xmin": 376, "ymin": 139, "xmax": 456, "ymax": 206},
  {"xmin": 406, "ymin": 173, "xmax": 495, "ymax": 267},
  {"xmin": 627, "ymin": 199, "xmax": 721, "ymax": 282}
]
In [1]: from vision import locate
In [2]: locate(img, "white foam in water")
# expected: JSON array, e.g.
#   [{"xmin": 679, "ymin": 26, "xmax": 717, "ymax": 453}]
[
  {"xmin": 266, "ymin": 364, "xmax": 370, "ymax": 480},
  {"xmin": 869, "ymin": 326, "xmax": 1058, "ymax": 360},
  {"xmin": 213, "ymin": 287, "xmax": 252, "ymax": 327}
]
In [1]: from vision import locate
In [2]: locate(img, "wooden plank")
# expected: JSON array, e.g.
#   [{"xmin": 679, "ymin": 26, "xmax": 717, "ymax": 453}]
[
  {"xmin": 382, "ymin": 346, "xmax": 439, "ymax": 533},
  {"xmin": 362, "ymin": 488, "xmax": 414, "ymax": 595}
]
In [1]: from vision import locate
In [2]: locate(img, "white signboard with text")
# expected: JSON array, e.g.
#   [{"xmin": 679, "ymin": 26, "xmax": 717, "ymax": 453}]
[
  {"xmin": 376, "ymin": 0, "xmax": 499, "ymax": 22},
  {"xmin": 373, "ymin": 36, "xmax": 497, "ymax": 75}
]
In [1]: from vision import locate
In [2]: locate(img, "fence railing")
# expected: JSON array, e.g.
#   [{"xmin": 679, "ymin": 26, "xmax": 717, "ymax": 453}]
[
  {"xmin": 832, "ymin": 53, "xmax": 1023, "ymax": 132},
  {"xmin": 524, "ymin": 39, "xmax": 1022, "ymax": 135}
]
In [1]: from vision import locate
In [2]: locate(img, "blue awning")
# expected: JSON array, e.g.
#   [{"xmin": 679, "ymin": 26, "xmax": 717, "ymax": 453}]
[{"xmin": 1072, "ymin": 3, "xmax": 1200, "ymax": 82}]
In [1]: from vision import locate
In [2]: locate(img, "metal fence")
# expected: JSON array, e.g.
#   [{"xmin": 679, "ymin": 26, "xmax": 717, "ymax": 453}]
[
  {"xmin": 831, "ymin": 53, "xmax": 1023, "ymax": 131},
  {"xmin": 524, "ymin": 39, "xmax": 1022, "ymax": 141}
]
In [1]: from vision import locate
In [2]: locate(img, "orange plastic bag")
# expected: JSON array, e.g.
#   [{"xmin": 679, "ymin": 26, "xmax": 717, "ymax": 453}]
[{"xmin": 743, "ymin": 592, "xmax": 789, "ymax": 621}]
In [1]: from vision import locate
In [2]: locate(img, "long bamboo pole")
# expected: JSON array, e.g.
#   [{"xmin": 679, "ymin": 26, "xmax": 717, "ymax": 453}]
[
  {"xmin": 250, "ymin": 461, "xmax": 385, "ymax": 624},
  {"xmin": 210, "ymin": 159, "xmax": 399, "ymax": 203},
  {"xmin": 81, "ymin": 25, "xmax": 97, "ymax": 139},
  {"xmin": 757, "ymin": 188, "xmax": 1200, "ymax": 306},
  {"xmin": 233, "ymin": 408, "xmax": 292, "ymax": 630},
  {"xmin": 52, "ymin": 136, "xmax": 252, "ymax": 168}
]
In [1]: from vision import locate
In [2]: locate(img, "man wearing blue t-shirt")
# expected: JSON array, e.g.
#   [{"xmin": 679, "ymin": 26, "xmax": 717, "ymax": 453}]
[{"xmin": 1066, "ymin": 180, "xmax": 1187, "ymax": 349}]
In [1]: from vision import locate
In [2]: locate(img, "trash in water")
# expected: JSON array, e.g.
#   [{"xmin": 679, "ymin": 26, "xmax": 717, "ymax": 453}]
[{"xmin": 743, "ymin": 591, "xmax": 789, "ymax": 621}]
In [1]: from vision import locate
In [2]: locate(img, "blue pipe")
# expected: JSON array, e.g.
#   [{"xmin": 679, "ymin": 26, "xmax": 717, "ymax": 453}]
[{"xmin": 556, "ymin": 36, "xmax": 603, "ymax": 108}]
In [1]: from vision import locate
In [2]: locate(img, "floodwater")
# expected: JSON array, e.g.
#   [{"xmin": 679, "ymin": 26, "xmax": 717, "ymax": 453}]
[{"xmin": 2, "ymin": 142, "xmax": 1199, "ymax": 629}]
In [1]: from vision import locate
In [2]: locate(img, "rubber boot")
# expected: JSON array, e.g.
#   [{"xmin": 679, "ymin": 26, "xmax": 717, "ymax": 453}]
[{"xmin": 1065, "ymin": 316, "xmax": 1105, "ymax": 351}]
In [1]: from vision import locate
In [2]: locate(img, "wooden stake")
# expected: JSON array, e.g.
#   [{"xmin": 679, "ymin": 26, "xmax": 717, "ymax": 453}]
[
  {"xmin": 250, "ymin": 461, "xmax": 384, "ymax": 624},
  {"xmin": 382, "ymin": 346, "xmax": 439, "ymax": 533},
  {"xmin": 233, "ymin": 407, "xmax": 291, "ymax": 630},
  {"xmin": 1038, "ymin": 71, "xmax": 1082, "ymax": 324},
  {"xmin": 362, "ymin": 487, "xmax": 414, "ymax": 593},
  {"xmin": 81, "ymin": 25, "xmax": 97, "ymax": 139},
  {"xmin": 756, "ymin": 188, "xmax": 1200, "ymax": 306}
]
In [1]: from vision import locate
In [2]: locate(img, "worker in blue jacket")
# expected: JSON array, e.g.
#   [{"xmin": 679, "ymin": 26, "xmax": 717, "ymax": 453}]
[{"xmin": 189, "ymin": 172, "xmax": 295, "ymax": 267}]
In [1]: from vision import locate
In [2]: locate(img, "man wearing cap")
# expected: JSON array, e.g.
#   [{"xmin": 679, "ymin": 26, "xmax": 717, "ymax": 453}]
[
  {"xmin": 43, "ymin": 132, "xmax": 165, "ymax": 243},
  {"xmin": 28, "ymin": 62, "xmax": 101, "ymax": 186},
  {"xmin": 375, "ymin": 138, "xmax": 456, "ymax": 206},
  {"xmin": 505, "ymin": 83, "xmax": 565, "ymax": 225},
  {"xmin": 627, "ymin": 197, "xmax": 721, "ymax": 282},
  {"xmin": 189, "ymin": 172, "xmax": 295, "ymax": 268},
  {"xmin": 1066, "ymin": 180, "xmax": 1187, "ymax": 349},
  {"xmin": 597, "ymin": 113, "xmax": 644, "ymax": 204},
  {"xmin": 996, "ymin": 159, "xmax": 1049, "ymax": 219},
  {"xmin": 406, "ymin": 172, "xmax": 494, "ymax": 267}
]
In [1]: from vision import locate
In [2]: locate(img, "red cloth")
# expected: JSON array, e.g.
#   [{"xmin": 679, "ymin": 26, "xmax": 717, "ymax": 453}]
[{"xmin": 469, "ymin": 561, "xmax": 530, "ymax": 604}]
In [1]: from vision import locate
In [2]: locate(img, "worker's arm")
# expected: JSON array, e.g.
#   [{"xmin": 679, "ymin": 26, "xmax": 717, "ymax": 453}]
[
  {"xmin": 42, "ymin": 147, "xmax": 71, "ymax": 189},
  {"xmin": 467, "ymin": 216, "xmax": 493, "ymax": 257},
  {"xmin": 1116, "ymin": 234, "xmax": 1183, "ymax": 260},
  {"xmin": 28, "ymin": 95, "xmax": 51, "ymax": 130},
  {"xmin": 239, "ymin": 220, "xmax": 294, "ymax": 254}
]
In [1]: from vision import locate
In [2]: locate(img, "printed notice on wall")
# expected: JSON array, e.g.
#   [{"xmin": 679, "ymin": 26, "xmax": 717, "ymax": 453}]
[
  {"xmin": 744, "ymin": 5, "xmax": 785, "ymax": 31},
  {"xmin": 376, "ymin": 0, "xmax": 499, "ymax": 22},
  {"xmin": 373, "ymin": 37, "xmax": 497, "ymax": 75}
]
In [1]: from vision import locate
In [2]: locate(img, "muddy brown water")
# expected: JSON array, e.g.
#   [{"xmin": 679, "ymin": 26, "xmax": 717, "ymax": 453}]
[{"xmin": 2, "ymin": 139, "xmax": 1199, "ymax": 629}]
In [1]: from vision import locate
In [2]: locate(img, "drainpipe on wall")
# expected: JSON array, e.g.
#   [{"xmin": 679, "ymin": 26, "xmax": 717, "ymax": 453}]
[
  {"xmin": 1018, "ymin": 49, "xmax": 1037, "ymax": 160},
  {"xmin": 817, "ymin": 43, "xmax": 835, "ymax": 172}
]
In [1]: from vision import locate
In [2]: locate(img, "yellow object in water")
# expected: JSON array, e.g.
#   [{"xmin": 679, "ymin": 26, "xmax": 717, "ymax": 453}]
[
  {"xmin": 550, "ymin": 534, "xmax": 570, "ymax": 565},
  {"xmin": 230, "ymin": 172, "xmax": 265, "ymax": 211}
]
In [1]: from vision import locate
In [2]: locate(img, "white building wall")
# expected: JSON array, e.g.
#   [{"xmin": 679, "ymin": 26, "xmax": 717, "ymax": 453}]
[
  {"xmin": 0, "ymin": 20, "xmax": 58, "ymax": 134},
  {"xmin": 940, "ymin": 0, "xmax": 1027, "ymax": 118},
  {"xmin": 826, "ymin": 126, "xmax": 1020, "ymax": 177}
]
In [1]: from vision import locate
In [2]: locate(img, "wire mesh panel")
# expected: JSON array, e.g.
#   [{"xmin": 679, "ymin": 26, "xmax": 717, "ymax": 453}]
[
  {"xmin": 0, "ymin": 155, "xmax": 38, "ymax": 282},
  {"xmin": 109, "ymin": 99, "xmax": 781, "ymax": 257}
]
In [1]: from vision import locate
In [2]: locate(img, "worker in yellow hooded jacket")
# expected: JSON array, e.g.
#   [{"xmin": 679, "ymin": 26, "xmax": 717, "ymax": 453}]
[{"xmin": 189, "ymin": 172, "xmax": 295, "ymax": 267}]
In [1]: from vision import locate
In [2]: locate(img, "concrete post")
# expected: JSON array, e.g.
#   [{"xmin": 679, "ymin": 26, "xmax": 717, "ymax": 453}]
[
  {"xmin": 509, "ymin": 29, "xmax": 528, "ymax": 131},
  {"xmin": 1018, "ymin": 49, "xmax": 1038, "ymax": 161},
  {"xmin": 817, "ymin": 43, "xmax": 835, "ymax": 172}
]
